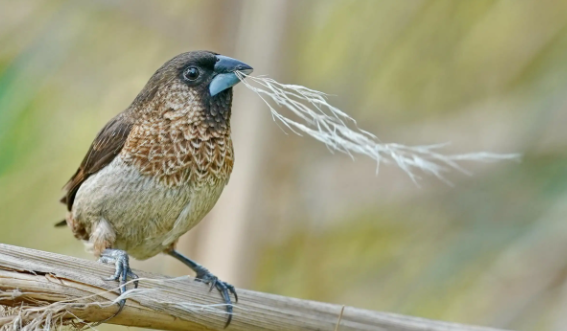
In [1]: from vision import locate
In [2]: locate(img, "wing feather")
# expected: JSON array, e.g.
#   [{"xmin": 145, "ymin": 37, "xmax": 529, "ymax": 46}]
[{"xmin": 61, "ymin": 113, "xmax": 134, "ymax": 211}]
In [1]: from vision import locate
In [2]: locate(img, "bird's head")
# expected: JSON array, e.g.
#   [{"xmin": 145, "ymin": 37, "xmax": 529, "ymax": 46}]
[{"xmin": 132, "ymin": 51, "xmax": 253, "ymax": 131}]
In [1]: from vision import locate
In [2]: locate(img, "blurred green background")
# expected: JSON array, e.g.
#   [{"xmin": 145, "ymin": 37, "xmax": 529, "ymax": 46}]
[{"xmin": 1, "ymin": 1, "xmax": 567, "ymax": 330}]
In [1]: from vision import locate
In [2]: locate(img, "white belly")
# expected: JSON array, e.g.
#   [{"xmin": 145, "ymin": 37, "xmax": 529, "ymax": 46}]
[{"xmin": 72, "ymin": 156, "xmax": 227, "ymax": 259}]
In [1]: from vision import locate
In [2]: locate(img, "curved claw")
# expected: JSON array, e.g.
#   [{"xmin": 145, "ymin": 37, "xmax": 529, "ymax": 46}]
[
  {"xmin": 129, "ymin": 271, "xmax": 139, "ymax": 289},
  {"xmin": 227, "ymin": 283, "xmax": 238, "ymax": 303},
  {"xmin": 115, "ymin": 297, "xmax": 126, "ymax": 315},
  {"xmin": 98, "ymin": 249, "xmax": 138, "ymax": 323},
  {"xmin": 167, "ymin": 250, "xmax": 237, "ymax": 328},
  {"xmin": 196, "ymin": 271, "xmax": 236, "ymax": 328}
]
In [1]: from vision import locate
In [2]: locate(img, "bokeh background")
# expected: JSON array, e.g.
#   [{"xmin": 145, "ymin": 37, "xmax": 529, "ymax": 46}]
[{"xmin": 1, "ymin": 1, "xmax": 567, "ymax": 330}]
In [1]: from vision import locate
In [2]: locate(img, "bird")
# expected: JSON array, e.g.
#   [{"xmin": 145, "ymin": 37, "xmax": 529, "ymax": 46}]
[{"xmin": 56, "ymin": 50, "xmax": 253, "ymax": 328}]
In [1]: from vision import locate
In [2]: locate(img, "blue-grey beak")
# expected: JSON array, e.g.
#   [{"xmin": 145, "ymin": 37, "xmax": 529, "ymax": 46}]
[{"xmin": 209, "ymin": 55, "xmax": 253, "ymax": 97}]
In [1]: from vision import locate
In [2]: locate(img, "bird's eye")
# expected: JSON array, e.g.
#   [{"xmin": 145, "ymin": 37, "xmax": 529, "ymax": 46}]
[{"xmin": 183, "ymin": 67, "xmax": 200, "ymax": 81}]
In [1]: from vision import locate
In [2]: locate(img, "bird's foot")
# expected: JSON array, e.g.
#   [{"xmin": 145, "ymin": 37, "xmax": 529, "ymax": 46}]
[
  {"xmin": 98, "ymin": 249, "xmax": 139, "ymax": 320},
  {"xmin": 195, "ymin": 267, "xmax": 237, "ymax": 328},
  {"xmin": 167, "ymin": 249, "xmax": 236, "ymax": 328}
]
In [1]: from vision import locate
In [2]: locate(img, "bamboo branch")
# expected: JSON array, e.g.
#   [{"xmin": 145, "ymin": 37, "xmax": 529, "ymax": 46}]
[{"xmin": 0, "ymin": 243, "xmax": 511, "ymax": 331}]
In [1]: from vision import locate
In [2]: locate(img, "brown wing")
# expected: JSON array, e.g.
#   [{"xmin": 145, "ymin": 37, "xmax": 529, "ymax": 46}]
[{"xmin": 61, "ymin": 113, "xmax": 134, "ymax": 211}]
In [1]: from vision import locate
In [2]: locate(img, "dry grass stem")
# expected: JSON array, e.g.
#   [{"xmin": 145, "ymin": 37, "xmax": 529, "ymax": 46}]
[{"xmin": 0, "ymin": 243, "xmax": 512, "ymax": 331}]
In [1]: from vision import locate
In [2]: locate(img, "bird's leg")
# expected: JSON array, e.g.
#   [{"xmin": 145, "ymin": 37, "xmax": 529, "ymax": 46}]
[
  {"xmin": 98, "ymin": 249, "xmax": 139, "ymax": 318},
  {"xmin": 167, "ymin": 249, "xmax": 237, "ymax": 328}
]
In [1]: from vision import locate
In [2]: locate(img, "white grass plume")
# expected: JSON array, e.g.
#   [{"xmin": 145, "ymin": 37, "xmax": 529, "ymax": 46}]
[{"xmin": 236, "ymin": 72, "xmax": 520, "ymax": 184}]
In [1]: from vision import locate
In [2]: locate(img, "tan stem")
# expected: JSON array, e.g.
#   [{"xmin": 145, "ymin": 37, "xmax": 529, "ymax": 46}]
[{"xmin": 0, "ymin": 244, "xmax": 510, "ymax": 331}]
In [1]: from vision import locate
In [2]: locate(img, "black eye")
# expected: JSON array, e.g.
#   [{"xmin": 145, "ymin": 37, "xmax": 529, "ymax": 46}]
[{"xmin": 183, "ymin": 67, "xmax": 200, "ymax": 81}]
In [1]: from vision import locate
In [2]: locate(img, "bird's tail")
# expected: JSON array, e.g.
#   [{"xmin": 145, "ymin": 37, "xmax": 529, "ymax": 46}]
[{"xmin": 54, "ymin": 219, "xmax": 67, "ymax": 227}]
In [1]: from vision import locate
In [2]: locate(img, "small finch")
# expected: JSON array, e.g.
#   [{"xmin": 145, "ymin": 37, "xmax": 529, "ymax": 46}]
[{"xmin": 57, "ymin": 51, "xmax": 252, "ymax": 327}]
